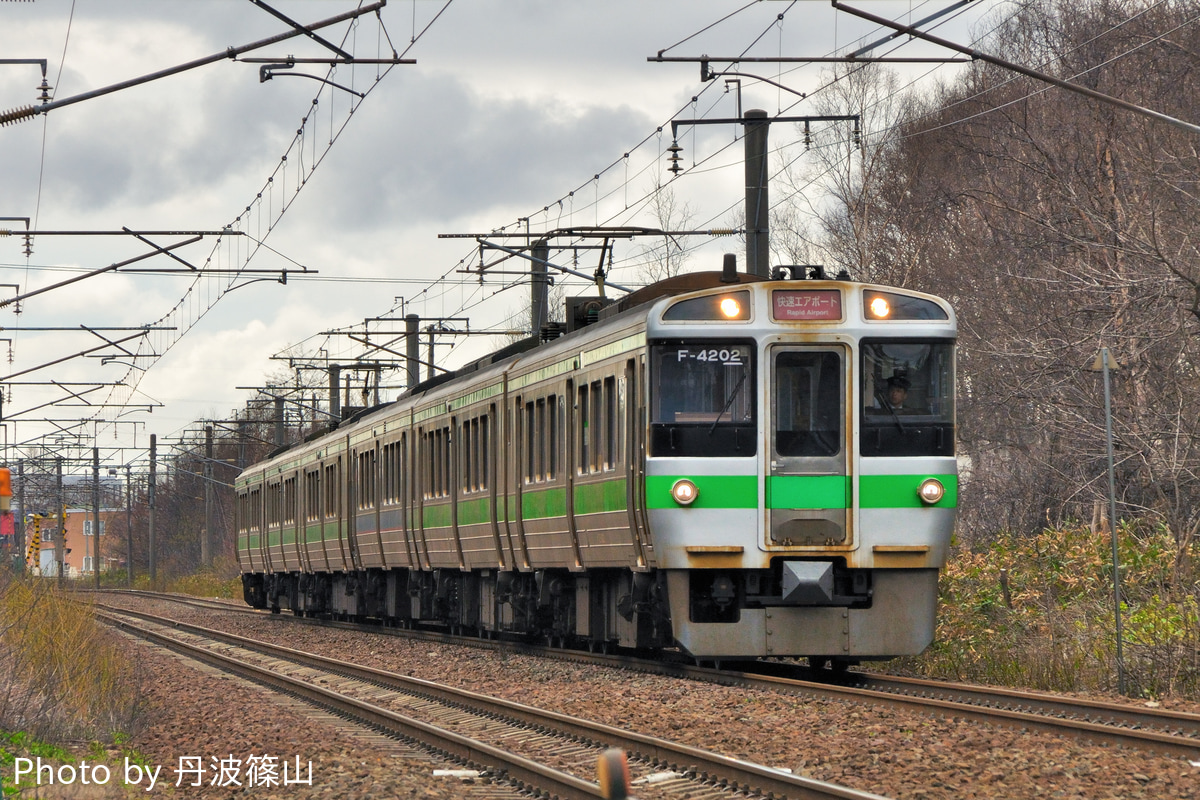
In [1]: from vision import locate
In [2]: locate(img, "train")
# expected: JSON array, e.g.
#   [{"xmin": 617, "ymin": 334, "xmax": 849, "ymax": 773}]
[{"xmin": 236, "ymin": 261, "xmax": 957, "ymax": 666}]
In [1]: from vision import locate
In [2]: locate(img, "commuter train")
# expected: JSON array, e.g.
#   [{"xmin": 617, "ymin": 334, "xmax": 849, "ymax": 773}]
[{"xmin": 236, "ymin": 264, "xmax": 957, "ymax": 665}]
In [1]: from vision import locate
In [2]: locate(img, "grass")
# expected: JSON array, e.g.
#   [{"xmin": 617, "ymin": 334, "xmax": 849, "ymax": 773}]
[
  {"xmin": 898, "ymin": 520, "xmax": 1200, "ymax": 698},
  {"xmin": 0, "ymin": 575, "xmax": 149, "ymax": 796}
]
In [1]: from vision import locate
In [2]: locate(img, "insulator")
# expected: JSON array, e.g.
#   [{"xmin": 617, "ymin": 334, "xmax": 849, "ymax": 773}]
[
  {"xmin": 0, "ymin": 105, "xmax": 35, "ymax": 126},
  {"xmin": 709, "ymin": 228, "xmax": 736, "ymax": 237},
  {"xmin": 667, "ymin": 140, "xmax": 683, "ymax": 175}
]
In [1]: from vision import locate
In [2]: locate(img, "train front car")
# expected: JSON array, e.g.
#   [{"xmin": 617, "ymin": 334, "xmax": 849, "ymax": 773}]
[{"xmin": 646, "ymin": 279, "xmax": 956, "ymax": 665}]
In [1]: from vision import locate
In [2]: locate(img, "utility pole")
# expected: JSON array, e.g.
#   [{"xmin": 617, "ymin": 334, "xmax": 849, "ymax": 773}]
[
  {"xmin": 125, "ymin": 465, "xmax": 133, "ymax": 587},
  {"xmin": 92, "ymin": 447, "xmax": 100, "ymax": 589},
  {"xmin": 328, "ymin": 365, "xmax": 341, "ymax": 420},
  {"xmin": 16, "ymin": 460, "xmax": 24, "ymax": 574},
  {"xmin": 203, "ymin": 425, "xmax": 213, "ymax": 569},
  {"xmin": 148, "ymin": 434, "xmax": 157, "ymax": 585},
  {"xmin": 744, "ymin": 109, "xmax": 770, "ymax": 278},
  {"xmin": 55, "ymin": 456, "xmax": 63, "ymax": 586},
  {"xmin": 531, "ymin": 238, "xmax": 550, "ymax": 334},
  {"xmin": 671, "ymin": 109, "xmax": 857, "ymax": 279},
  {"xmin": 274, "ymin": 397, "xmax": 286, "ymax": 447},
  {"xmin": 405, "ymin": 314, "xmax": 419, "ymax": 390}
]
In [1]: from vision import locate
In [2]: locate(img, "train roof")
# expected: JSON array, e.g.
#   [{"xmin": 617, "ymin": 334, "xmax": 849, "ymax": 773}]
[{"xmin": 239, "ymin": 271, "xmax": 953, "ymax": 478}]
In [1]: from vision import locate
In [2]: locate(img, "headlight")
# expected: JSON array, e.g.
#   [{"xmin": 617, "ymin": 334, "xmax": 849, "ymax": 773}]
[
  {"xmin": 917, "ymin": 478, "xmax": 945, "ymax": 505},
  {"xmin": 671, "ymin": 479, "xmax": 699, "ymax": 506},
  {"xmin": 719, "ymin": 296, "xmax": 742, "ymax": 319},
  {"xmin": 867, "ymin": 296, "xmax": 891, "ymax": 319}
]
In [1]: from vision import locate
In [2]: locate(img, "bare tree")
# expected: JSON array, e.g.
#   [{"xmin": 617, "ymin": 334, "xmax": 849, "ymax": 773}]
[
  {"xmin": 866, "ymin": 0, "xmax": 1200, "ymax": 546},
  {"xmin": 637, "ymin": 180, "xmax": 695, "ymax": 282}
]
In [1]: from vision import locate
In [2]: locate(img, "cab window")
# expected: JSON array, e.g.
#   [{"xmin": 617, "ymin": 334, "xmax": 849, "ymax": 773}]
[
  {"xmin": 649, "ymin": 341, "xmax": 755, "ymax": 457},
  {"xmin": 861, "ymin": 340, "xmax": 954, "ymax": 457}
]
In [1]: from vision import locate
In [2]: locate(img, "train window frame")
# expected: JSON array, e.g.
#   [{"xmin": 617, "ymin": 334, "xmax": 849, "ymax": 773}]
[
  {"xmin": 282, "ymin": 476, "xmax": 297, "ymax": 526},
  {"xmin": 459, "ymin": 414, "xmax": 491, "ymax": 495},
  {"xmin": 356, "ymin": 449, "xmax": 377, "ymax": 511},
  {"xmin": 577, "ymin": 379, "xmax": 618, "ymax": 475},
  {"xmin": 461, "ymin": 419, "xmax": 473, "ymax": 494},
  {"xmin": 381, "ymin": 440, "xmax": 402, "ymax": 505},
  {"xmin": 772, "ymin": 348, "xmax": 845, "ymax": 460},
  {"xmin": 603, "ymin": 375, "xmax": 618, "ymax": 471},
  {"xmin": 860, "ymin": 338, "xmax": 955, "ymax": 458},
  {"xmin": 480, "ymin": 413, "xmax": 490, "ymax": 490},
  {"xmin": 648, "ymin": 338, "xmax": 757, "ymax": 458},
  {"xmin": 523, "ymin": 394, "xmax": 559, "ymax": 485},
  {"xmin": 576, "ymin": 384, "xmax": 590, "ymax": 474},
  {"xmin": 305, "ymin": 468, "xmax": 320, "ymax": 522},
  {"xmin": 249, "ymin": 488, "xmax": 262, "ymax": 531},
  {"xmin": 323, "ymin": 460, "xmax": 340, "ymax": 519}
]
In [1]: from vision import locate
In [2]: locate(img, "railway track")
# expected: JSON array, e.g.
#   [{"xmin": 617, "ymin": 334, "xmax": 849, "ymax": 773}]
[
  {"xmin": 98, "ymin": 603, "xmax": 890, "ymax": 800},
  {"xmin": 96, "ymin": 590, "xmax": 1200, "ymax": 761}
]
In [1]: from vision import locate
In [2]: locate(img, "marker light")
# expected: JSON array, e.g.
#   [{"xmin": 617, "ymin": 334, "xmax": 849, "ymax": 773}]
[
  {"xmin": 719, "ymin": 297, "xmax": 742, "ymax": 319},
  {"xmin": 868, "ymin": 296, "xmax": 891, "ymax": 319},
  {"xmin": 917, "ymin": 478, "xmax": 945, "ymax": 505},
  {"xmin": 671, "ymin": 478, "xmax": 699, "ymax": 506}
]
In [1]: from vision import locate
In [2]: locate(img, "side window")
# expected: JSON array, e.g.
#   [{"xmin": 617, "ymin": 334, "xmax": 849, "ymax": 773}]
[
  {"xmin": 460, "ymin": 416, "xmax": 490, "ymax": 494},
  {"xmin": 479, "ymin": 414, "xmax": 489, "ymax": 490},
  {"xmin": 523, "ymin": 397, "xmax": 558, "ymax": 484},
  {"xmin": 305, "ymin": 470, "xmax": 320, "ymax": 521},
  {"xmin": 577, "ymin": 384, "xmax": 590, "ymax": 474},
  {"xmin": 603, "ymin": 376, "xmax": 617, "ymax": 470},
  {"xmin": 546, "ymin": 394, "xmax": 558, "ymax": 480},
  {"xmin": 356, "ymin": 450, "xmax": 376, "ymax": 510},
  {"xmin": 283, "ymin": 477, "xmax": 296, "ymax": 524},
  {"xmin": 324, "ymin": 463, "xmax": 338, "ymax": 518}
]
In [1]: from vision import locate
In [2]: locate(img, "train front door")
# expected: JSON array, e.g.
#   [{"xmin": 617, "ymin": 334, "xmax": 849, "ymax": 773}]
[{"xmin": 766, "ymin": 345, "xmax": 850, "ymax": 548}]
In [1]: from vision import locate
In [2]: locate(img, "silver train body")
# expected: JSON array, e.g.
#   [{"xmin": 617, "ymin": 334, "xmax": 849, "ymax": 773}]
[{"xmin": 236, "ymin": 271, "xmax": 957, "ymax": 662}]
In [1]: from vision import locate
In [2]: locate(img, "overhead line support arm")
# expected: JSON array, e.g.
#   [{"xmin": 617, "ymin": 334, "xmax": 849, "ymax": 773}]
[{"xmin": 831, "ymin": 1, "xmax": 1200, "ymax": 136}]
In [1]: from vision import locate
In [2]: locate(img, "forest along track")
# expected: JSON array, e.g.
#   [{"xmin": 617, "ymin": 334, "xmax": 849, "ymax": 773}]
[
  {"xmin": 94, "ymin": 590, "xmax": 1200, "ymax": 760},
  {"xmin": 97, "ymin": 604, "xmax": 891, "ymax": 800}
]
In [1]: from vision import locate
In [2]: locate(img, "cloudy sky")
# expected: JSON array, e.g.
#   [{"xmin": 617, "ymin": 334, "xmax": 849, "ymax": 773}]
[{"xmin": 0, "ymin": 0, "xmax": 1004, "ymax": 473}]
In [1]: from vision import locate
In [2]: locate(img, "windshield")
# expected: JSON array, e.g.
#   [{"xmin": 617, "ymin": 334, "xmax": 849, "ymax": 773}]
[
  {"xmin": 861, "ymin": 340, "xmax": 954, "ymax": 457},
  {"xmin": 650, "ymin": 341, "xmax": 756, "ymax": 457}
]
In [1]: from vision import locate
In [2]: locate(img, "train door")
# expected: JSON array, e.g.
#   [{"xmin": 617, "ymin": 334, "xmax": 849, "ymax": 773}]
[
  {"xmin": 766, "ymin": 345, "xmax": 851, "ymax": 548},
  {"xmin": 413, "ymin": 427, "xmax": 431, "ymax": 569},
  {"xmin": 300, "ymin": 469, "xmax": 315, "ymax": 573},
  {"xmin": 510, "ymin": 396, "xmax": 532, "ymax": 569},
  {"xmin": 400, "ymin": 431, "xmax": 419, "ymax": 569},
  {"xmin": 449, "ymin": 415, "xmax": 466, "ymax": 569},
  {"xmin": 484, "ymin": 405, "xmax": 507, "ymax": 569},
  {"xmin": 623, "ymin": 358, "xmax": 649, "ymax": 568}
]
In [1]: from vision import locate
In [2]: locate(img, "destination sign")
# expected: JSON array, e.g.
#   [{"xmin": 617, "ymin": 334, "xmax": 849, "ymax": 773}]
[{"xmin": 772, "ymin": 289, "xmax": 843, "ymax": 321}]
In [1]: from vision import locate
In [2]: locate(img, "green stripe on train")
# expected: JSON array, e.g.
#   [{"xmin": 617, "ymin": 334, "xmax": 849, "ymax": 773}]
[
  {"xmin": 574, "ymin": 478, "xmax": 627, "ymax": 515},
  {"xmin": 456, "ymin": 496, "xmax": 491, "ymax": 526},
  {"xmin": 645, "ymin": 475, "xmax": 758, "ymax": 509},
  {"xmin": 646, "ymin": 473, "xmax": 958, "ymax": 510},
  {"xmin": 859, "ymin": 473, "xmax": 957, "ymax": 508},
  {"xmin": 767, "ymin": 475, "xmax": 851, "ymax": 508},
  {"xmin": 521, "ymin": 486, "xmax": 567, "ymax": 519}
]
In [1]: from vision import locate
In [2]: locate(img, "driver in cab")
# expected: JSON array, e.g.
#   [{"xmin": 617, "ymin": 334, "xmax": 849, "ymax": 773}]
[{"xmin": 871, "ymin": 374, "xmax": 920, "ymax": 414}]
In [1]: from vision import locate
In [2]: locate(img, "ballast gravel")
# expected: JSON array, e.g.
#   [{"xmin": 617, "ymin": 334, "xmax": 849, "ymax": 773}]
[{"xmin": 104, "ymin": 596, "xmax": 1200, "ymax": 800}]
